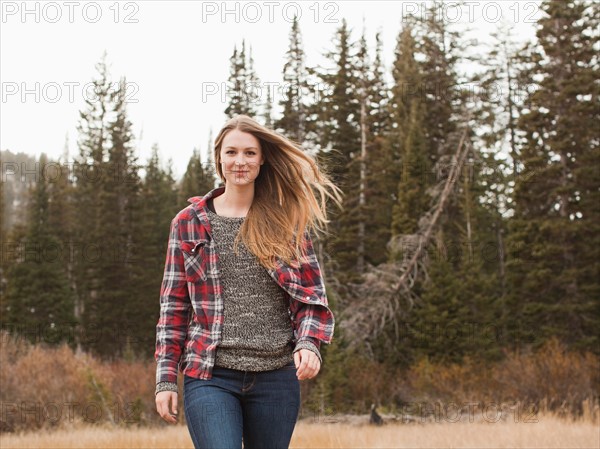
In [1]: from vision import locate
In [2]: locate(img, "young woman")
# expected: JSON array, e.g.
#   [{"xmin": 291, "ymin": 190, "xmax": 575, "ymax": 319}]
[{"xmin": 154, "ymin": 115, "xmax": 342, "ymax": 449}]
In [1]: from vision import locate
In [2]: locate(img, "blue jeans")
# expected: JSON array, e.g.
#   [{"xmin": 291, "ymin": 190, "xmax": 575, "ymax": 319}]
[{"xmin": 183, "ymin": 361, "xmax": 301, "ymax": 449}]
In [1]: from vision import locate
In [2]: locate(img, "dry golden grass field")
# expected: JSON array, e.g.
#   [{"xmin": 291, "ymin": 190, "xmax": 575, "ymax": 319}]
[{"xmin": 1, "ymin": 410, "xmax": 598, "ymax": 449}]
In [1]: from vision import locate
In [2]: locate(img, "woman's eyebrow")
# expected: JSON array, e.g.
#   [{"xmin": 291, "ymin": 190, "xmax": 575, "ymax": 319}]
[{"xmin": 225, "ymin": 146, "xmax": 258, "ymax": 150}]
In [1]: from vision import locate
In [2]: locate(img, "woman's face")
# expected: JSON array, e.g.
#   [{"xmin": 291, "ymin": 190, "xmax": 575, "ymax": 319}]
[{"xmin": 219, "ymin": 129, "xmax": 264, "ymax": 185}]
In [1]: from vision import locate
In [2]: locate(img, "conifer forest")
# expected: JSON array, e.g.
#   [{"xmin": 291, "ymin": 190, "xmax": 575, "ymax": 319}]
[{"xmin": 1, "ymin": 0, "xmax": 598, "ymax": 430}]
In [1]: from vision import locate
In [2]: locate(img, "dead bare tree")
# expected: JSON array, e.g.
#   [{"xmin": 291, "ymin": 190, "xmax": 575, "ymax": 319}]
[{"xmin": 338, "ymin": 117, "xmax": 473, "ymax": 355}]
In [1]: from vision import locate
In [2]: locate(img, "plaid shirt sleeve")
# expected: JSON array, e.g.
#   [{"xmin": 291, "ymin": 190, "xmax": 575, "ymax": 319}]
[
  {"xmin": 291, "ymin": 229, "xmax": 335, "ymax": 347},
  {"xmin": 155, "ymin": 218, "xmax": 192, "ymax": 385}
]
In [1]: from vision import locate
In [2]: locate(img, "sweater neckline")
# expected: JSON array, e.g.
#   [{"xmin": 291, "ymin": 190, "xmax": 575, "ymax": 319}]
[
  {"xmin": 207, "ymin": 197, "xmax": 246, "ymax": 221},
  {"xmin": 206, "ymin": 206, "xmax": 245, "ymax": 221}
]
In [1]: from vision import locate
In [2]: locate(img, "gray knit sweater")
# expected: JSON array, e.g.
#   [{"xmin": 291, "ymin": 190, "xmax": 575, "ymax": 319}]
[
  {"xmin": 210, "ymin": 207, "xmax": 296, "ymax": 370},
  {"xmin": 155, "ymin": 200, "xmax": 321, "ymax": 395}
]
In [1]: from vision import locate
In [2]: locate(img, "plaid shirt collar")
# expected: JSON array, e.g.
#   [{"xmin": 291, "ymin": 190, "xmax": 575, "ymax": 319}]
[{"xmin": 186, "ymin": 185, "xmax": 226, "ymax": 239}]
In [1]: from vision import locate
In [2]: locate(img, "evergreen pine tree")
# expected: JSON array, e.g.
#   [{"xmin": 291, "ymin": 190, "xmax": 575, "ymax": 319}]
[
  {"xmin": 225, "ymin": 40, "xmax": 260, "ymax": 118},
  {"xmin": 506, "ymin": 0, "xmax": 600, "ymax": 353},
  {"xmin": 72, "ymin": 53, "xmax": 116, "ymax": 355},
  {"xmin": 275, "ymin": 15, "xmax": 309, "ymax": 143},
  {"xmin": 5, "ymin": 153, "xmax": 76, "ymax": 347},
  {"xmin": 179, "ymin": 147, "xmax": 215, "ymax": 204},
  {"xmin": 262, "ymin": 86, "xmax": 273, "ymax": 128},
  {"xmin": 362, "ymin": 30, "xmax": 395, "ymax": 266},
  {"xmin": 130, "ymin": 144, "xmax": 180, "ymax": 358},
  {"xmin": 91, "ymin": 76, "xmax": 141, "ymax": 357},
  {"xmin": 313, "ymin": 19, "xmax": 362, "ymax": 285},
  {"xmin": 389, "ymin": 25, "xmax": 430, "ymax": 237},
  {"xmin": 224, "ymin": 45, "xmax": 245, "ymax": 118}
]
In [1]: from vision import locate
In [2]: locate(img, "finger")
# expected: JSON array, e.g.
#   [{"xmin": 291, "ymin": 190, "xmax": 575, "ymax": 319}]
[
  {"xmin": 158, "ymin": 396, "xmax": 177, "ymax": 424},
  {"xmin": 297, "ymin": 353, "xmax": 316, "ymax": 379},
  {"xmin": 295, "ymin": 352, "xmax": 305, "ymax": 378},
  {"xmin": 157, "ymin": 400, "xmax": 170, "ymax": 422},
  {"xmin": 309, "ymin": 364, "xmax": 321, "ymax": 379},
  {"xmin": 297, "ymin": 354, "xmax": 308, "ymax": 377},
  {"xmin": 172, "ymin": 394, "xmax": 178, "ymax": 417},
  {"xmin": 167, "ymin": 395, "xmax": 178, "ymax": 423},
  {"xmin": 305, "ymin": 358, "xmax": 321, "ymax": 379}
]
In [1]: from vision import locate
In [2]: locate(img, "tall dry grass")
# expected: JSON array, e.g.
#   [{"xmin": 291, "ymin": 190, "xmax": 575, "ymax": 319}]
[{"xmin": 1, "ymin": 408, "xmax": 598, "ymax": 449}]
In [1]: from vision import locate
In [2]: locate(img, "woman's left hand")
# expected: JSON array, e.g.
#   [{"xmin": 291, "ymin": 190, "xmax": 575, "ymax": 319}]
[{"xmin": 293, "ymin": 349, "xmax": 321, "ymax": 380}]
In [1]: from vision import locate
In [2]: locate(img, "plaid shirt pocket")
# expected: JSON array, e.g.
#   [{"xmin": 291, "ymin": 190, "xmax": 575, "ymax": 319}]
[{"xmin": 180, "ymin": 239, "xmax": 209, "ymax": 282}]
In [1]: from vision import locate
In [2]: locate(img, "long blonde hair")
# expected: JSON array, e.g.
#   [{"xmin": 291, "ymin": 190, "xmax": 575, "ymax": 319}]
[{"xmin": 213, "ymin": 114, "xmax": 343, "ymax": 270}]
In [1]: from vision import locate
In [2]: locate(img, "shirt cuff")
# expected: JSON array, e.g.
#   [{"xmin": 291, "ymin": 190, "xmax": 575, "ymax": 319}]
[
  {"xmin": 155, "ymin": 381, "xmax": 178, "ymax": 396},
  {"xmin": 293, "ymin": 338, "xmax": 323, "ymax": 364}
]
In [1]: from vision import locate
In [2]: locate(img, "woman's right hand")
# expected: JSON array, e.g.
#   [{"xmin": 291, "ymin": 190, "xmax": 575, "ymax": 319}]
[{"xmin": 156, "ymin": 391, "xmax": 179, "ymax": 424}]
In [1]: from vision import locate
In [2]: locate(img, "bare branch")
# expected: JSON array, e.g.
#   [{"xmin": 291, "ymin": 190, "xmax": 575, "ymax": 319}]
[{"xmin": 338, "ymin": 118, "xmax": 473, "ymax": 353}]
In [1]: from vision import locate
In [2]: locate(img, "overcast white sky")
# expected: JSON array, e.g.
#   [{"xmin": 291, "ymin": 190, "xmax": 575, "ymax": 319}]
[{"xmin": 1, "ymin": 1, "xmax": 541, "ymax": 181}]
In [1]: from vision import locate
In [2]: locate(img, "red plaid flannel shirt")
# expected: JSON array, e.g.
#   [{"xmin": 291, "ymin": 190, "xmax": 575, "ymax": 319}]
[{"xmin": 154, "ymin": 186, "xmax": 335, "ymax": 384}]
